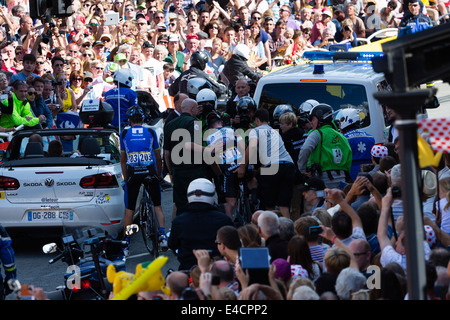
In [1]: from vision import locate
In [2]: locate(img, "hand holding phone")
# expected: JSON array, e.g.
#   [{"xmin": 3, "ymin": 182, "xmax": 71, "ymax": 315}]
[{"xmin": 309, "ymin": 226, "xmax": 323, "ymax": 236}]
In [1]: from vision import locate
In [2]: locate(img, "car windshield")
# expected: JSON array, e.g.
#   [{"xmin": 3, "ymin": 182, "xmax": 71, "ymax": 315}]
[
  {"xmin": 258, "ymin": 83, "xmax": 371, "ymax": 128},
  {"xmin": 3, "ymin": 130, "xmax": 121, "ymax": 164}
]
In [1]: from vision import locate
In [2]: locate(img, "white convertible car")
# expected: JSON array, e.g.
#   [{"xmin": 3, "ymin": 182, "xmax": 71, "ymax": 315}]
[{"xmin": 0, "ymin": 128, "xmax": 125, "ymax": 238}]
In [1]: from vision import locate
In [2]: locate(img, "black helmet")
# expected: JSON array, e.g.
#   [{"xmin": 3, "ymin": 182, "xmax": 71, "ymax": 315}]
[
  {"xmin": 126, "ymin": 106, "xmax": 145, "ymax": 122},
  {"xmin": 273, "ymin": 104, "xmax": 294, "ymax": 127},
  {"xmin": 236, "ymin": 96, "xmax": 257, "ymax": 114},
  {"xmin": 309, "ymin": 103, "xmax": 334, "ymax": 126},
  {"xmin": 190, "ymin": 51, "xmax": 209, "ymax": 70}
]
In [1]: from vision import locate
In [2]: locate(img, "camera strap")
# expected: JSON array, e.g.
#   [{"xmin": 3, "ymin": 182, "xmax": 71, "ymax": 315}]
[{"xmin": 389, "ymin": 207, "xmax": 398, "ymax": 241}]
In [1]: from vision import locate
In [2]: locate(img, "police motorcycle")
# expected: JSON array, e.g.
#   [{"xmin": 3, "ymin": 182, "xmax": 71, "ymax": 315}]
[{"xmin": 42, "ymin": 226, "xmax": 131, "ymax": 300}]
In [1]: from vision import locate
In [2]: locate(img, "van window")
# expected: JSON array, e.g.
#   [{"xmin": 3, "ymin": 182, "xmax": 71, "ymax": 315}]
[{"xmin": 258, "ymin": 83, "xmax": 371, "ymax": 128}]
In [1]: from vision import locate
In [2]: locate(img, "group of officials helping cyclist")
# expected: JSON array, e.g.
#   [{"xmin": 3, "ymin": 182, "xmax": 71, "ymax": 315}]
[{"xmin": 111, "ymin": 49, "xmax": 371, "ymax": 266}]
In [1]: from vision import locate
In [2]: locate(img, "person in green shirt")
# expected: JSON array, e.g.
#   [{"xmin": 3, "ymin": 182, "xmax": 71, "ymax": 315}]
[
  {"xmin": 164, "ymin": 34, "xmax": 188, "ymax": 75},
  {"xmin": 297, "ymin": 103, "xmax": 352, "ymax": 189},
  {"xmin": 0, "ymin": 80, "xmax": 46, "ymax": 129}
]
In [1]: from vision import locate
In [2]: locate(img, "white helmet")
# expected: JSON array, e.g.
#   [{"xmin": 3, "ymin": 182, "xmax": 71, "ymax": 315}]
[
  {"xmin": 114, "ymin": 69, "xmax": 134, "ymax": 87},
  {"xmin": 233, "ymin": 43, "xmax": 251, "ymax": 60},
  {"xmin": 196, "ymin": 88, "xmax": 217, "ymax": 110},
  {"xmin": 337, "ymin": 108, "xmax": 362, "ymax": 130},
  {"xmin": 187, "ymin": 178, "xmax": 215, "ymax": 205},
  {"xmin": 299, "ymin": 99, "xmax": 319, "ymax": 115}
]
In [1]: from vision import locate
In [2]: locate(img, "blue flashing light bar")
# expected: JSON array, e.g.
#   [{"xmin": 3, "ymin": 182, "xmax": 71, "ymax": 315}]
[{"xmin": 302, "ymin": 51, "xmax": 385, "ymax": 62}]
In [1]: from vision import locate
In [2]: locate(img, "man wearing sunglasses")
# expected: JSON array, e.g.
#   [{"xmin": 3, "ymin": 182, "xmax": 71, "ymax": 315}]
[
  {"xmin": 398, "ymin": 0, "xmax": 432, "ymax": 34},
  {"xmin": 0, "ymin": 80, "xmax": 46, "ymax": 129}
]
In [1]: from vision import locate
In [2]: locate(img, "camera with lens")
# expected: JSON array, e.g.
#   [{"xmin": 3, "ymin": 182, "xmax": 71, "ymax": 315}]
[
  {"xmin": 392, "ymin": 186, "xmax": 401, "ymax": 199},
  {"xmin": 306, "ymin": 163, "xmax": 322, "ymax": 177},
  {"xmin": 42, "ymin": 33, "xmax": 51, "ymax": 44},
  {"xmin": 42, "ymin": 20, "xmax": 56, "ymax": 44}
]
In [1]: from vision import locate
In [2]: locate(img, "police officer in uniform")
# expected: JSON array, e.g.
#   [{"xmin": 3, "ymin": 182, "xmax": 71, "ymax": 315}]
[
  {"xmin": 297, "ymin": 103, "xmax": 353, "ymax": 189},
  {"xmin": 163, "ymin": 98, "xmax": 208, "ymax": 215},
  {"xmin": 336, "ymin": 108, "xmax": 375, "ymax": 181},
  {"xmin": 0, "ymin": 225, "xmax": 16, "ymax": 300}
]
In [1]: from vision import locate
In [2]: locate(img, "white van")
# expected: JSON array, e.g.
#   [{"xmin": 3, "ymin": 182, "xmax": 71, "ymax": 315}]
[{"xmin": 252, "ymin": 51, "xmax": 390, "ymax": 144}]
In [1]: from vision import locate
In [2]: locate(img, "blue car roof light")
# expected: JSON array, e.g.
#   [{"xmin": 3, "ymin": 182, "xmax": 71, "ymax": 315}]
[{"xmin": 302, "ymin": 51, "xmax": 385, "ymax": 63}]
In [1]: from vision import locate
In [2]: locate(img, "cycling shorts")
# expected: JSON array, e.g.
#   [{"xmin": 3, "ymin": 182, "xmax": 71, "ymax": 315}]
[{"xmin": 125, "ymin": 165, "xmax": 161, "ymax": 211}]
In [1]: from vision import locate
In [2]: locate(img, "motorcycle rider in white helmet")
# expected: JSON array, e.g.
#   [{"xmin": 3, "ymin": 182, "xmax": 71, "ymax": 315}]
[{"xmin": 168, "ymin": 178, "xmax": 234, "ymax": 270}]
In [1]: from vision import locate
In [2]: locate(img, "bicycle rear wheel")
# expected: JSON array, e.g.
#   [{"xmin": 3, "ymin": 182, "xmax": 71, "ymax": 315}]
[{"xmin": 139, "ymin": 193, "xmax": 160, "ymax": 257}]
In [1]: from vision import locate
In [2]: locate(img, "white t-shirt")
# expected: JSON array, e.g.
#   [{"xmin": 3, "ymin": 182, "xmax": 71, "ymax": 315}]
[
  {"xmin": 380, "ymin": 241, "xmax": 431, "ymax": 274},
  {"xmin": 439, "ymin": 198, "xmax": 450, "ymax": 235}
]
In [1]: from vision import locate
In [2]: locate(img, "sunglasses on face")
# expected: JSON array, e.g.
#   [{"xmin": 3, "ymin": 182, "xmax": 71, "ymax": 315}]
[
  {"xmin": 74, "ymin": 77, "xmax": 83, "ymax": 81},
  {"xmin": 170, "ymin": 23, "xmax": 176, "ymax": 26},
  {"xmin": 253, "ymin": 16, "xmax": 262, "ymax": 20},
  {"xmin": 82, "ymin": 44, "xmax": 91, "ymax": 47},
  {"xmin": 37, "ymin": 61, "xmax": 45, "ymax": 65},
  {"xmin": 28, "ymin": 91, "xmax": 36, "ymax": 95},
  {"xmin": 83, "ymin": 54, "xmax": 93, "ymax": 57},
  {"xmin": 125, "ymin": 8, "xmax": 134, "ymax": 11}
]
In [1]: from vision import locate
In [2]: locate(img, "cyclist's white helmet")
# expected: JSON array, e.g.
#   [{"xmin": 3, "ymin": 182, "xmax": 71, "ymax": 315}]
[
  {"xmin": 233, "ymin": 44, "xmax": 251, "ymax": 60},
  {"xmin": 196, "ymin": 88, "xmax": 217, "ymax": 110},
  {"xmin": 187, "ymin": 178, "xmax": 215, "ymax": 205},
  {"xmin": 114, "ymin": 69, "xmax": 134, "ymax": 87}
]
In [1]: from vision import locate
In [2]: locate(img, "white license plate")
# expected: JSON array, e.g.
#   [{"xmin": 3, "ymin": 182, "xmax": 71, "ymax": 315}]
[{"xmin": 27, "ymin": 211, "xmax": 74, "ymax": 221}]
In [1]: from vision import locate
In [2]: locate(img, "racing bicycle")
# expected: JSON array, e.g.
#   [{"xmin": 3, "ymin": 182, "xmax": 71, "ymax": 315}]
[
  {"xmin": 138, "ymin": 176, "xmax": 161, "ymax": 258},
  {"xmin": 234, "ymin": 178, "xmax": 253, "ymax": 227}
]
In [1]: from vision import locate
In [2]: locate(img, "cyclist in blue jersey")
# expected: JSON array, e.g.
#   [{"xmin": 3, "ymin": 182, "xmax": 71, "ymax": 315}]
[
  {"xmin": 120, "ymin": 106, "xmax": 167, "ymax": 253},
  {"xmin": 105, "ymin": 69, "xmax": 139, "ymax": 131}
]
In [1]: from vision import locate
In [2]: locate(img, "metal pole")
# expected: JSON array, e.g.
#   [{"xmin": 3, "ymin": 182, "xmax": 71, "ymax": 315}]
[
  {"xmin": 395, "ymin": 117, "xmax": 426, "ymax": 300},
  {"xmin": 374, "ymin": 89, "xmax": 434, "ymax": 300}
]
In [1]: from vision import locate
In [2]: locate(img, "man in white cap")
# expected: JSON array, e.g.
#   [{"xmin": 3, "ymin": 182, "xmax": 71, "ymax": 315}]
[
  {"xmin": 100, "ymin": 34, "xmax": 113, "ymax": 59},
  {"xmin": 165, "ymin": 33, "xmax": 187, "ymax": 74}
]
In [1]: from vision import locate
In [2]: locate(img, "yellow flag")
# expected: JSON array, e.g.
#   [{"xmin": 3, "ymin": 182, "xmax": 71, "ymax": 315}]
[{"xmin": 417, "ymin": 134, "xmax": 442, "ymax": 168}]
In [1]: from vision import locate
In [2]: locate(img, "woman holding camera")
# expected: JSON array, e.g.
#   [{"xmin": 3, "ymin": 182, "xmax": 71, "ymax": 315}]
[{"xmin": 334, "ymin": 19, "xmax": 359, "ymax": 47}]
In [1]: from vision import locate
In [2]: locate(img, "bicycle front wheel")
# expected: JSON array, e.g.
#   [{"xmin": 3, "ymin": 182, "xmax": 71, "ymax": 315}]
[{"xmin": 139, "ymin": 195, "xmax": 160, "ymax": 257}]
